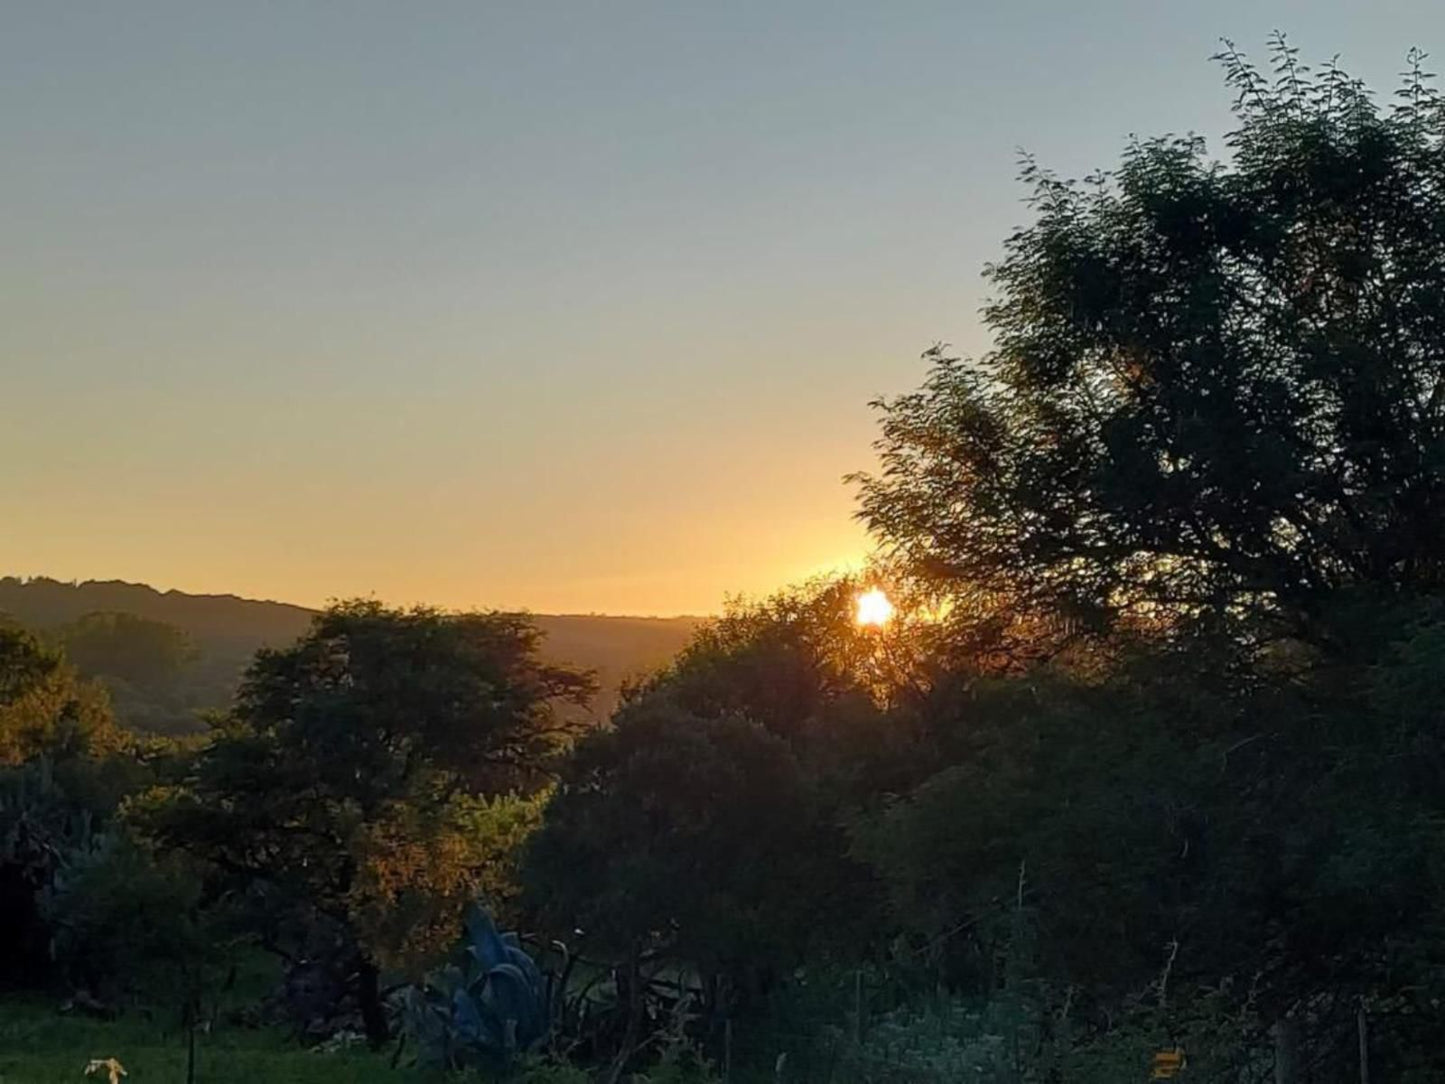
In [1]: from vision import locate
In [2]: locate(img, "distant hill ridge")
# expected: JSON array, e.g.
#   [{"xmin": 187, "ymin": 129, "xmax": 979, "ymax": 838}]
[
  {"xmin": 0, "ymin": 577, "xmax": 315, "ymax": 646},
  {"xmin": 0, "ymin": 576, "xmax": 704, "ymax": 729}
]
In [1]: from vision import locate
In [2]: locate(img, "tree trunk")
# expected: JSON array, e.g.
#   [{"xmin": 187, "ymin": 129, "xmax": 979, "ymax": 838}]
[
  {"xmin": 357, "ymin": 956, "xmax": 390, "ymax": 1046},
  {"xmin": 604, "ymin": 951, "xmax": 643, "ymax": 1084}
]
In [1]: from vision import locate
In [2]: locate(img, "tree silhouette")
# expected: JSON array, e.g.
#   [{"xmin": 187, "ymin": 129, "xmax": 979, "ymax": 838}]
[{"xmin": 856, "ymin": 37, "xmax": 1445, "ymax": 650}]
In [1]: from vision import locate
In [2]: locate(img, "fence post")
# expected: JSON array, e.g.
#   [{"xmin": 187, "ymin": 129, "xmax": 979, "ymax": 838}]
[
  {"xmin": 853, "ymin": 969, "xmax": 864, "ymax": 1046},
  {"xmin": 1357, "ymin": 1001, "xmax": 1370, "ymax": 1084},
  {"xmin": 724, "ymin": 1018, "xmax": 733, "ymax": 1083},
  {"xmin": 1273, "ymin": 1018, "xmax": 1299, "ymax": 1084}
]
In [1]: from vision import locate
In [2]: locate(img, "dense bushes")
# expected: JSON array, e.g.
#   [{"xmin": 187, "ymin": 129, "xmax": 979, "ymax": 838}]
[
  {"xmin": 41, "ymin": 834, "xmax": 223, "ymax": 1004},
  {"xmin": 0, "ymin": 624, "xmax": 147, "ymax": 992}
]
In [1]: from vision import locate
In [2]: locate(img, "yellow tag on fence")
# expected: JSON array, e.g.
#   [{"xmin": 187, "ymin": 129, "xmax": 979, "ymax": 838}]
[{"xmin": 1150, "ymin": 1048, "xmax": 1185, "ymax": 1078}]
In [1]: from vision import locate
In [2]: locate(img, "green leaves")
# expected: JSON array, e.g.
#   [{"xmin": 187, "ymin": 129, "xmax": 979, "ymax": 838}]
[
  {"xmin": 0, "ymin": 626, "xmax": 122, "ymax": 766},
  {"xmin": 139, "ymin": 602, "xmax": 592, "ymax": 1039}
]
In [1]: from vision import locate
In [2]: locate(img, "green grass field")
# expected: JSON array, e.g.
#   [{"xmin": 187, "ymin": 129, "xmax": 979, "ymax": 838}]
[{"xmin": 0, "ymin": 997, "xmax": 434, "ymax": 1084}]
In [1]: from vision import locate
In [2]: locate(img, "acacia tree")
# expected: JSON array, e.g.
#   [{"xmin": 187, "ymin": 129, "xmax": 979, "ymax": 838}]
[
  {"xmin": 139, "ymin": 600, "xmax": 593, "ymax": 1043},
  {"xmin": 855, "ymin": 39, "xmax": 1445, "ymax": 649}
]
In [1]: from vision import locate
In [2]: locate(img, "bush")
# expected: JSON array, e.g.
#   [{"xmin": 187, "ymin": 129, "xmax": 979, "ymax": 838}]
[{"xmin": 41, "ymin": 831, "xmax": 226, "ymax": 1005}]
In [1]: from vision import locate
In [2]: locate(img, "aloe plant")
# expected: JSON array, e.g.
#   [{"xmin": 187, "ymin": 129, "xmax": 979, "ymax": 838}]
[{"xmin": 401, "ymin": 904, "xmax": 550, "ymax": 1070}]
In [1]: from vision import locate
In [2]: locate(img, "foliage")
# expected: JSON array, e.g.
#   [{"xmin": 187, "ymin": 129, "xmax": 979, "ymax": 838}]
[
  {"xmin": 0, "ymin": 756, "xmax": 97, "ymax": 987},
  {"xmin": 633, "ymin": 579, "xmax": 873, "ymax": 736},
  {"xmin": 400, "ymin": 904, "xmax": 550, "ymax": 1071},
  {"xmin": 525, "ymin": 579, "xmax": 932, "ymax": 1072},
  {"xmin": 854, "ymin": 661, "xmax": 1226, "ymax": 997},
  {"xmin": 855, "ymin": 37, "xmax": 1445, "ymax": 651},
  {"xmin": 136, "ymin": 600, "xmax": 594, "ymax": 1042},
  {"xmin": 40, "ymin": 830, "xmax": 229, "ymax": 1007},
  {"xmin": 222, "ymin": 599, "xmax": 594, "ymax": 799},
  {"xmin": 524, "ymin": 698, "xmax": 846, "ymax": 994},
  {"xmin": 513, "ymin": 1057, "xmax": 593, "ymax": 1084},
  {"xmin": 0, "ymin": 743, "xmax": 160, "ymax": 991},
  {"xmin": 625, "ymin": 995, "xmax": 722, "ymax": 1084},
  {"xmin": 626, "ymin": 577, "xmax": 951, "ymax": 810},
  {"xmin": 349, "ymin": 791, "xmax": 547, "ymax": 970},
  {"xmin": 629, "ymin": 1042, "xmax": 720, "ymax": 1084},
  {"xmin": 842, "ymin": 597, "xmax": 1445, "ymax": 1079},
  {"xmin": 632, "ymin": 576, "xmax": 936, "ymax": 731},
  {"xmin": 0, "ymin": 625, "xmax": 123, "ymax": 766}
]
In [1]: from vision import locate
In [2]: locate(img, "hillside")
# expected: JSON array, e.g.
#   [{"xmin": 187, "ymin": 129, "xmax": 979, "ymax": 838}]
[{"xmin": 0, "ymin": 576, "xmax": 703, "ymax": 733}]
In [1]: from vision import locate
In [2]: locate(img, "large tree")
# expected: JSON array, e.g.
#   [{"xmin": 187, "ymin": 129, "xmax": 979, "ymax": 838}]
[
  {"xmin": 139, "ymin": 600, "xmax": 593, "ymax": 1043},
  {"xmin": 855, "ymin": 39, "xmax": 1445, "ymax": 649}
]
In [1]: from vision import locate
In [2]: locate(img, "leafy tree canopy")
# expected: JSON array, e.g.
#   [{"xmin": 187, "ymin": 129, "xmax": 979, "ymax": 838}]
[
  {"xmin": 136, "ymin": 600, "xmax": 595, "ymax": 1041},
  {"xmin": 856, "ymin": 38, "xmax": 1445, "ymax": 651},
  {"xmin": 523, "ymin": 700, "xmax": 837, "ymax": 986},
  {"xmin": 0, "ymin": 625, "xmax": 121, "ymax": 765}
]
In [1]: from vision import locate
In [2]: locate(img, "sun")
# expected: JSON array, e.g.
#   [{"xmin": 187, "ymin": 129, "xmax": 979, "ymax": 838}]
[{"xmin": 855, "ymin": 588, "xmax": 895, "ymax": 628}]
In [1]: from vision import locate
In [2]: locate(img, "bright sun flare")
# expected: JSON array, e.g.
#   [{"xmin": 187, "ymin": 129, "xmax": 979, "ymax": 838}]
[{"xmin": 855, "ymin": 588, "xmax": 895, "ymax": 627}]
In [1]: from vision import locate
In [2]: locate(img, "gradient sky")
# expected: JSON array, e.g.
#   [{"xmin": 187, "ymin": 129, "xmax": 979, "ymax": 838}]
[{"xmin": 5, "ymin": 2, "xmax": 1442, "ymax": 615}]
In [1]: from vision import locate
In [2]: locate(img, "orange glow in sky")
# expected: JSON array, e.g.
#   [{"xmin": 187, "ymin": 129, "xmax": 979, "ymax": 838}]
[{"xmin": 12, "ymin": 6, "xmax": 1417, "ymax": 614}]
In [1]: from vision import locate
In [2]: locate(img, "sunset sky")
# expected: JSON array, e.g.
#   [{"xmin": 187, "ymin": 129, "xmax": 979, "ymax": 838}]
[{"xmin": 6, "ymin": 1, "xmax": 1442, "ymax": 615}]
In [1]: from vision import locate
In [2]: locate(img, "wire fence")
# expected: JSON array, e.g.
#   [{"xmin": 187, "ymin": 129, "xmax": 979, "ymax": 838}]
[{"xmin": 708, "ymin": 971, "xmax": 1023, "ymax": 1084}]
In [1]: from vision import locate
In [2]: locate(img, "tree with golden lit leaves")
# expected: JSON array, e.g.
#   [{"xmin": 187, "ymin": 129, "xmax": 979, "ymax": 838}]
[
  {"xmin": 137, "ymin": 600, "xmax": 593, "ymax": 1044},
  {"xmin": 0, "ymin": 624, "xmax": 122, "ymax": 765}
]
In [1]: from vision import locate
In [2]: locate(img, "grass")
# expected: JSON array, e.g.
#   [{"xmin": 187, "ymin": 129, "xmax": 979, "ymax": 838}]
[{"xmin": 0, "ymin": 995, "xmax": 435, "ymax": 1084}]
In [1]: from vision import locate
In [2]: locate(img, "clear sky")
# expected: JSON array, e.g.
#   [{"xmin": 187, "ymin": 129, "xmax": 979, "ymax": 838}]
[{"xmin": 4, "ymin": 2, "xmax": 1442, "ymax": 615}]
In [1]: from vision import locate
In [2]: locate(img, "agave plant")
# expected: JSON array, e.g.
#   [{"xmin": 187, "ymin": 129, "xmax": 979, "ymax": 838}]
[{"xmin": 401, "ymin": 903, "xmax": 550, "ymax": 1070}]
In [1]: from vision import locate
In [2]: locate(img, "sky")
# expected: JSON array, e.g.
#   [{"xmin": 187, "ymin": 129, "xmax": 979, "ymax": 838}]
[{"xmin": 4, "ymin": 1, "xmax": 1443, "ymax": 615}]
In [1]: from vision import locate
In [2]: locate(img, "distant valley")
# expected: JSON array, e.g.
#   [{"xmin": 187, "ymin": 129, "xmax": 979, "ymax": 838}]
[{"xmin": 0, "ymin": 576, "xmax": 704, "ymax": 734}]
